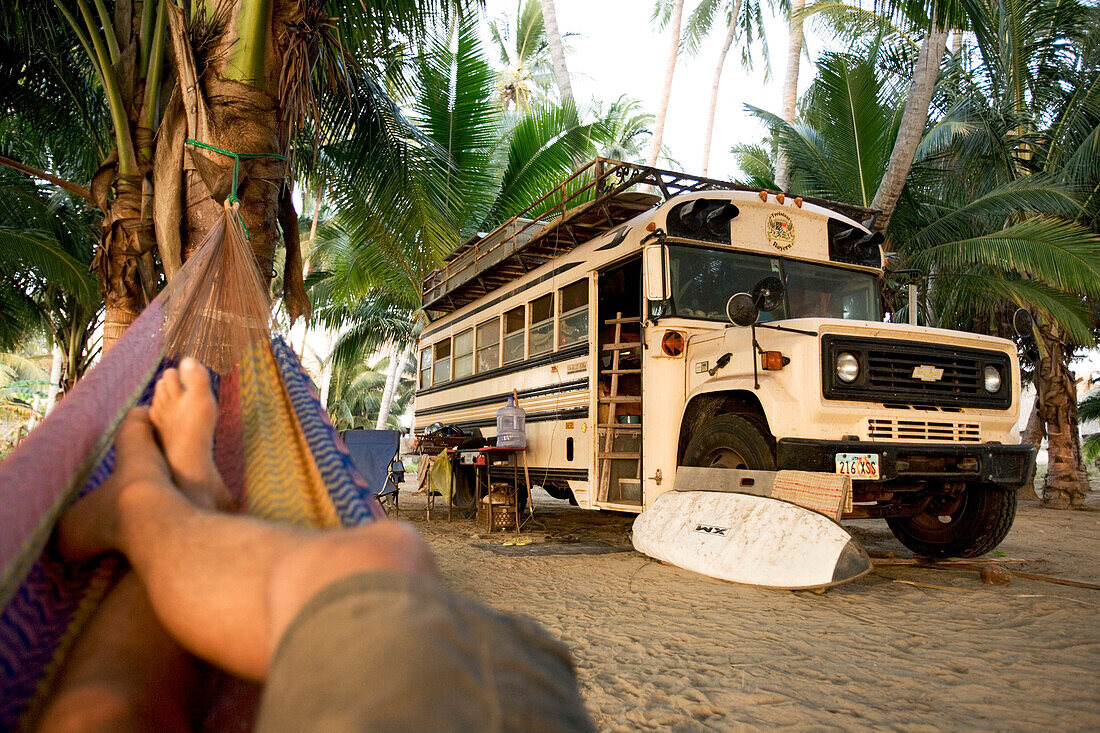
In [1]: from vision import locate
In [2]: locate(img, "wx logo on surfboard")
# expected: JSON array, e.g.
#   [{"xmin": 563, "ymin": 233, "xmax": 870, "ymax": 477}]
[{"xmin": 693, "ymin": 524, "xmax": 730, "ymax": 537}]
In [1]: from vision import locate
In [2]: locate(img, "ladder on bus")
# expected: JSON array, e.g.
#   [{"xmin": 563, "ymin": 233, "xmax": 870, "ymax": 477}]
[{"xmin": 596, "ymin": 312, "xmax": 642, "ymax": 505}]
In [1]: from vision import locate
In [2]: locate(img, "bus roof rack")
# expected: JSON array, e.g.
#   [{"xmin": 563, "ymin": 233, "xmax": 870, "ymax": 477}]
[{"xmin": 420, "ymin": 158, "xmax": 877, "ymax": 316}]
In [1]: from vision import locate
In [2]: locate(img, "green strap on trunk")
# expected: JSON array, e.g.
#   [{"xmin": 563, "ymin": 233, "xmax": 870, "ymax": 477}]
[{"xmin": 184, "ymin": 138, "xmax": 287, "ymax": 239}]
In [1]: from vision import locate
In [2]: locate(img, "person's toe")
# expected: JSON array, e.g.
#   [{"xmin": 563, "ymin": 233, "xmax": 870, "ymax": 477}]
[
  {"xmin": 178, "ymin": 357, "xmax": 212, "ymax": 397},
  {"xmin": 157, "ymin": 368, "xmax": 182, "ymax": 401},
  {"xmin": 116, "ymin": 407, "xmax": 156, "ymax": 453}
]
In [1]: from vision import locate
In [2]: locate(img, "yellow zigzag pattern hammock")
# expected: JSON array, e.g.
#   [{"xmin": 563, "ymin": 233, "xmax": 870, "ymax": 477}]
[{"xmin": 0, "ymin": 205, "xmax": 383, "ymax": 729}]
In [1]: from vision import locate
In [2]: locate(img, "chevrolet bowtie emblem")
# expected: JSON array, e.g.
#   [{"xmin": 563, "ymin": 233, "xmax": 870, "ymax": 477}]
[{"xmin": 911, "ymin": 365, "xmax": 944, "ymax": 382}]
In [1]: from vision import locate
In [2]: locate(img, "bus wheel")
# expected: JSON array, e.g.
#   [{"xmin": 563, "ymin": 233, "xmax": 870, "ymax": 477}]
[
  {"xmin": 886, "ymin": 485, "xmax": 1016, "ymax": 558},
  {"xmin": 682, "ymin": 414, "xmax": 775, "ymax": 470}
]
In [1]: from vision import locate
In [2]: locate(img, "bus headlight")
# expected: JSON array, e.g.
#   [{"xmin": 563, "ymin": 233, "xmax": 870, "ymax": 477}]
[
  {"xmin": 836, "ymin": 352, "xmax": 859, "ymax": 383},
  {"xmin": 983, "ymin": 365, "xmax": 1002, "ymax": 393}
]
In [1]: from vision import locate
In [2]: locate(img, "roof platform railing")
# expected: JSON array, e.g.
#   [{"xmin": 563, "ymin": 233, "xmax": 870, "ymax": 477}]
[{"xmin": 420, "ymin": 158, "xmax": 875, "ymax": 316}]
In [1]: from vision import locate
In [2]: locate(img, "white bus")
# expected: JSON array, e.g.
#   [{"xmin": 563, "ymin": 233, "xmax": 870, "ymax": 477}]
[{"xmin": 414, "ymin": 159, "xmax": 1035, "ymax": 558}]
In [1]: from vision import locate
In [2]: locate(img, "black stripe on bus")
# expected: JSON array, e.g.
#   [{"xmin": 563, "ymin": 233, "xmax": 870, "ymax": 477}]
[
  {"xmin": 449, "ymin": 406, "xmax": 589, "ymax": 430},
  {"xmin": 415, "ymin": 343, "xmax": 588, "ymax": 398},
  {"xmin": 421, "ymin": 261, "xmax": 583, "ymax": 338},
  {"xmin": 417, "ymin": 379, "xmax": 589, "ymax": 417}
]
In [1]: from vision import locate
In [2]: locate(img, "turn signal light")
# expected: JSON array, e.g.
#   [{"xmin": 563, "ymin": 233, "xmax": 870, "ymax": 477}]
[
  {"xmin": 760, "ymin": 351, "xmax": 790, "ymax": 370},
  {"xmin": 661, "ymin": 330, "xmax": 685, "ymax": 356}
]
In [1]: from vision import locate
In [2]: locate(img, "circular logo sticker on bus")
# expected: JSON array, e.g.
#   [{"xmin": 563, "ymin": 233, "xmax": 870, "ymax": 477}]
[{"xmin": 766, "ymin": 212, "xmax": 795, "ymax": 251}]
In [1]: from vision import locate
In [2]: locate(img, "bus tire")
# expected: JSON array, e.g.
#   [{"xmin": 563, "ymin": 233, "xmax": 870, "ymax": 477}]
[
  {"xmin": 886, "ymin": 485, "xmax": 1016, "ymax": 558},
  {"xmin": 682, "ymin": 414, "xmax": 776, "ymax": 470}
]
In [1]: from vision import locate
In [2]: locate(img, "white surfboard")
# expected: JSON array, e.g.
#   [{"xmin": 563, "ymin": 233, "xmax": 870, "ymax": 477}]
[{"xmin": 632, "ymin": 491, "xmax": 871, "ymax": 589}]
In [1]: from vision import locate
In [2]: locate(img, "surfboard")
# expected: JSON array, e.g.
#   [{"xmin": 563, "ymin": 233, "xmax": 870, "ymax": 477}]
[{"xmin": 632, "ymin": 490, "xmax": 871, "ymax": 589}]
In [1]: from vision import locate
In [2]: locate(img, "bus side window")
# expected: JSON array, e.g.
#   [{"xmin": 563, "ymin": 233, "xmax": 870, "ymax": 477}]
[
  {"xmin": 433, "ymin": 338, "xmax": 451, "ymax": 384},
  {"xmin": 476, "ymin": 318, "xmax": 500, "ymax": 373},
  {"xmin": 503, "ymin": 306, "xmax": 524, "ymax": 364},
  {"xmin": 419, "ymin": 346, "xmax": 432, "ymax": 389},
  {"xmin": 529, "ymin": 294, "xmax": 554, "ymax": 356},
  {"xmin": 453, "ymin": 328, "xmax": 474, "ymax": 379},
  {"xmin": 559, "ymin": 279, "xmax": 588, "ymax": 346}
]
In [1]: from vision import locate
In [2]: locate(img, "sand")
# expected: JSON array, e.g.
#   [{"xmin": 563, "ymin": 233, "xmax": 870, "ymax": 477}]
[{"xmin": 397, "ymin": 486, "xmax": 1100, "ymax": 731}]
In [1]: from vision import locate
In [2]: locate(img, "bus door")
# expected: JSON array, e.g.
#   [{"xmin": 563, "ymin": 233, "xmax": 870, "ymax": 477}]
[{"xmin": 594, "ymin": 256, "xmax": 643, "ymax": 506}]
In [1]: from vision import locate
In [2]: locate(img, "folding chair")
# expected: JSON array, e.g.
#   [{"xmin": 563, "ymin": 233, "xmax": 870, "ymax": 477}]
[
  {"xmin": 379, "ymin": 456, "xmax": 406, "ymax": 517},
  {"xmin": 341, "ymin": 429, "xmax": 402, "ymax": 517}
]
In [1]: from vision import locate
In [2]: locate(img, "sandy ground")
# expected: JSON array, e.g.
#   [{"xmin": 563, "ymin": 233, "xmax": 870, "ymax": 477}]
[{"xmin": 395, "ymin": 483, "xmax": 1100, "ymax": 732}]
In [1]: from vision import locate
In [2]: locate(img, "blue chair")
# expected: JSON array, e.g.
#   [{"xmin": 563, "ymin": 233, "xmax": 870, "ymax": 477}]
[{"xmin": 342, "ymin": 429, "xmax": 403, "ymax": 517}]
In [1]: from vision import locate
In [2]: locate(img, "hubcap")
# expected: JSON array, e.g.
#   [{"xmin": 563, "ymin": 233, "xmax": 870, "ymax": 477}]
[{"xmin": 705, "ymin": 448, "xmax": 749, "ymax": 470}]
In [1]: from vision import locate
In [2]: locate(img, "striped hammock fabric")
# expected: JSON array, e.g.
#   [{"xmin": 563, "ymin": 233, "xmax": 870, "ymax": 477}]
[{"xmin": 0, "ymin": 210, "xmax": 382, "ymax": 729}]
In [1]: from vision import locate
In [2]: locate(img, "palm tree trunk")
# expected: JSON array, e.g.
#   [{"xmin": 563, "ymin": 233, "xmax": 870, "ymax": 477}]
[
  {"xmin": 539, "ymin": 0, "xmax": 573, "ymax": 102},
  {"xmin": 701, "ymin": 0, "xmax": 741, "ymax": 177},
  {"xmin": 1019, "ymin": 391, "xmax": 1043, "ymax": 500},
  {"xmin": 46, "ymin": 343, "xmax": 63, "ymax": 413},
  {"xmin": 1035, "ymin": 327, "xmax": 1089, "ymax": 508},
  {"xmin": 774, "ymin": 0, "xmax": 805, "ymax": 191},
  {"xmin": 376, "ymin": 341, "xmax": 413, "ymax": 430},
  {"xmin": 647, "ymin": 0, "xmax": 685, "ymax": 168},
  {"xmin": 869, "ymin": 24, "xmax": 949, "ymax": 233}
]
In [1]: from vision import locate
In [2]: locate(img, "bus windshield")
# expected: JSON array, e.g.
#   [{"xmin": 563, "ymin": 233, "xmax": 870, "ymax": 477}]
[{"xmin": 662, "ymin": 245, "xmax": 882, "ymax": 322}]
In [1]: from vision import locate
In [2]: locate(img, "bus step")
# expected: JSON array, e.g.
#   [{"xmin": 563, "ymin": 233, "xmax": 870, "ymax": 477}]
[
  {"xmin": 601, "ymin": 369, "xmax": 641, "ymax": 375},
  {"xmin": 599, "ymin": 396, "xmax": 641, "ymax": 403},
  {"xmin": 597, "ymin": 423, "xmax": 642, "ymax": 430},
  {"xmin": 598, "ymin": 452, "xmax": 642, "ymax": 460}
]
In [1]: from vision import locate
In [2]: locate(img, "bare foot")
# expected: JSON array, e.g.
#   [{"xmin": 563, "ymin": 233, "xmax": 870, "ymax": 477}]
[
  {"xmin": 149, "ymin": 357, "xmax": 232, "ymax": 511},
  {"xmin": 56, "ymin": 408, "xmax": 174, "ymax": 559}
]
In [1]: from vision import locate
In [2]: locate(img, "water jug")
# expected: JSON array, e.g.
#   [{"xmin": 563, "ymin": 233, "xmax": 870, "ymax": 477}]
[{"xmin": 496, "ymin": 393, "xmax": 527, "ymax": 449}]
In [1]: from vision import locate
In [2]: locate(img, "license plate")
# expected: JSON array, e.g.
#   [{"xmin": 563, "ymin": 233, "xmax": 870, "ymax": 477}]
[{"xmin": 835, "ymin": 452, "xmax": 880, "ymax": 480}]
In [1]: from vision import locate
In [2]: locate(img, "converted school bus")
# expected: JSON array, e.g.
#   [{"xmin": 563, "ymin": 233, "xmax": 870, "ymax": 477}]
[{"xmin": 414, "ymin": 159, "xmax": 1036, "ymax": 558}]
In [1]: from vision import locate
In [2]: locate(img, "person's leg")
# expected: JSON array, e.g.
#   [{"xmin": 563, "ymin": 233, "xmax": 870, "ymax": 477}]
[
  {"xmin": 57, "ymin": 359, "xmax": 435, "ymax": 681},
  {"xmin": 38, "ymin": 359, "xmax": 232, "ymax": 732},
  {"xmin": 36, "ymin": 574, "xmax": 196, "ymax": 733}
]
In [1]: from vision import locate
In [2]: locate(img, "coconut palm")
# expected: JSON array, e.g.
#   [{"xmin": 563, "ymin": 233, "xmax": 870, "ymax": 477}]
[
  {"xmin": 2, "ymin": 0, "xmax": 459, "ymax": 350},
  {"xmin": 648, "ymin": 0, "xmax": 686, "ymax": 168},
  {"xmin": 307, "ymin": 12, "xmax": 615, "ymax": 427},
  {"xmin": 773, "ymin": 0, "xmax": 806, "ymax": 190},
  {"xmin": 538, "ymin": 0, "xmax": 574, "ymax": 101},
  {"xmin": 0, "ymin": 168, "xmax": 101, "ymax": 394},
  {"xmin": 682, "ymin": 0, "xmax": 770, "ymax": 175},
  {"xmin": 489, "ymin": 0, "xmax": 560, "ymax": 111}
]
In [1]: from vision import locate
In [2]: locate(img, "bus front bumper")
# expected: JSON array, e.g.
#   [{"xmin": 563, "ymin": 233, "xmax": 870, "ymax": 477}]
[{"xmin": 776, "ymin": 438, "xmax": 1036, "ymax": 489}]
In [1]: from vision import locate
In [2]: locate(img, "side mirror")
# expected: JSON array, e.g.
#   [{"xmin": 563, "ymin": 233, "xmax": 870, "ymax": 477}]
[
  {"xmin": 726, "ymin": 292, "xmax": 759, "ymax": 327},
  {"xmin": 643, "ymin": 243, "xmax": 670, "ymax": 301},
  {"xmin": 1013, "ymin": 308, "xmax": 1034, "ymax": 338},
  {"xmin": 753, "ymin": 276, "xmax": 785, "ymax": 312}
]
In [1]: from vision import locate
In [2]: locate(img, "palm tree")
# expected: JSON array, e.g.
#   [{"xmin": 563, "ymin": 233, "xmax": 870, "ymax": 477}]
[
  {"xmin": 682, "ymin": 0, "xmax": 769, "ymax": 175},
  {"xmin": 0, "ymin": 168, "xmax": 101, "ymax": 396},
  {"xmin": 773, "ymin": 0, "xmax": 806, "ymax": 190},
  {"xmin": 489, "ymin": 0, "xmax": 559, "ymax": 111},
  {"xmin": 308, "ymin": 12, "xmax": 617, "ymax": 428},
  {"xmin": 538, "ymin": 0, "xmax": 574, "ymax": 101},
  {"xmin": 3, "ymin": 0, "xmax": 456, "ymax": 349},
  {"xmin": 647, "ymin": 0, "xmax": 686, "ymax": 168}
]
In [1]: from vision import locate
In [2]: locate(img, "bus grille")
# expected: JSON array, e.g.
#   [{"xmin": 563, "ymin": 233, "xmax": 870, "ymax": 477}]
[
  {"xmin": 822, "ymin": 335, "xmax": 1011, "ymax": 409},
  {"xmin": 867, "ymin": 418, "xmax": 981, "ymax": 442}
]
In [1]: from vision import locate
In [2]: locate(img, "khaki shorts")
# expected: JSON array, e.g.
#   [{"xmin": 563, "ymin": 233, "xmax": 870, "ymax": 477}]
[{"xmin": 256, "ymin": 570, "xmax": 594, "ymax": 732}]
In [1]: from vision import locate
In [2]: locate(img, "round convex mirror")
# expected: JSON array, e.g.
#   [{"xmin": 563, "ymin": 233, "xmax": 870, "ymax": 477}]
[{"xmin": 726, "ymin": 292, "xmax": 759, "ymax": 327}]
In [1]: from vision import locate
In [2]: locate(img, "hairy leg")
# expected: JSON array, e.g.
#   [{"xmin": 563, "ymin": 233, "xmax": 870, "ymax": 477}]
[
  {"xmin": 36, "ymin": 574, "xmax": 196, "ymax": 733},
  {"xmin": 58, "ymin": 363, "xmax": 435, "ymax": 681}
]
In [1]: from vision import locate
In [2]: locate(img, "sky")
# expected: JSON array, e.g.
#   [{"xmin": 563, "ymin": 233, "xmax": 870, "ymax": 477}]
[{"xmin": 480, "ymin": 0, "xmax": 816, "ymax": 181}]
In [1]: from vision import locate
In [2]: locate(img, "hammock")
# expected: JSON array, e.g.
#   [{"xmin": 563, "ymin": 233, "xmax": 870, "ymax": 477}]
[{"xmin": 0, "ymin": 204, "xmax": 383, "ymax": 730}]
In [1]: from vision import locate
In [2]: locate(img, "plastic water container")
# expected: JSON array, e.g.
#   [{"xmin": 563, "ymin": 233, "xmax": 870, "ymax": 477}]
[{"xmin": 496, "ymin": 394, "xmax": 527, "ymax": 449}]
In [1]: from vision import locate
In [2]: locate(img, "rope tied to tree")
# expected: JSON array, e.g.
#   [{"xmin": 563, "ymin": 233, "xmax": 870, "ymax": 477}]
[{"xmin": 183, "ymin": 139, "xmax": 287, "ymax": 239}]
